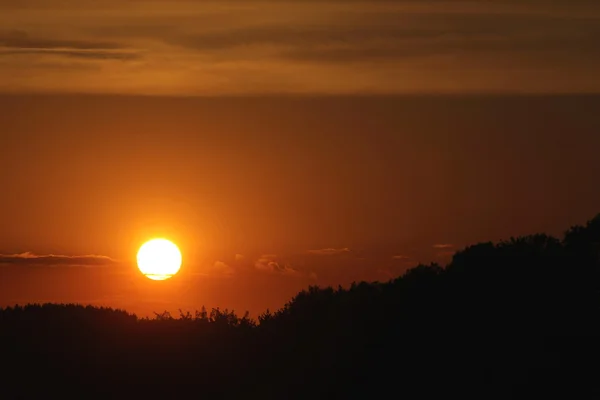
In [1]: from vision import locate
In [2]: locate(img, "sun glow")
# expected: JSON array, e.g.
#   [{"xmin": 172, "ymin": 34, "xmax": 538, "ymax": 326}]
[{"xmin": 137, "ymin": 239, "xmax": 182, "ymax": 281}]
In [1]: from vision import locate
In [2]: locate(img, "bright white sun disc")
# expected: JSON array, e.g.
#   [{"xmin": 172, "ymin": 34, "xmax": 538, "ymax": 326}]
[{"xmin": 137, "ymin": 239, "xmax": 182, "ymax": 281}]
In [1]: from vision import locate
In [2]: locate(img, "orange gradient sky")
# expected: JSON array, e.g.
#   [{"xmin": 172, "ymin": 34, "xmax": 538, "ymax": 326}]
[
  {"xmin": 1, "ymin": 0, "xmax": 600, "ymax": 317},
  {"xmin": 2, "ymin": 94, "xmax": 600, "ymax": 316}
]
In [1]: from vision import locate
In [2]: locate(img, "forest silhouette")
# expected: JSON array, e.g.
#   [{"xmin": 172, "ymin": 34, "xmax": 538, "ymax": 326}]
[{"xmin": 1, "ymin": 215, "xmax": 599, "ymax": 399}]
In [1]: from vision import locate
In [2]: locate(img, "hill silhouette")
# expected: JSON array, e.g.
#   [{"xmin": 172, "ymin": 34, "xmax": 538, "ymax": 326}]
[{"xmin": 1, "ymin": 215, "xmax": 599, "ymax": 399}]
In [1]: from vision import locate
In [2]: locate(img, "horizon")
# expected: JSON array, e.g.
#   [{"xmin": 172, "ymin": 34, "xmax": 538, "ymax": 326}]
[{"xmin": 1, "ymin": 212, "xmax": 597, "ymax": 319}]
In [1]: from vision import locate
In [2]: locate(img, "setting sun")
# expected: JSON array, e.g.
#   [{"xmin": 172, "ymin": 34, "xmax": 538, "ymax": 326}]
[{"xmin": 137, "ymin": 239, "xmax": 182, "ymax": 281}]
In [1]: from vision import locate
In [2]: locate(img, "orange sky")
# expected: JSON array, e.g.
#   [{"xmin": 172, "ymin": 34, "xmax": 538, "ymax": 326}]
[
  {"xmin": 2, "ymin": 94, "xmax": 600, "ymax": 316},
  {"xmin": 1, "ymin": 0, "xmax": 600, "ymax": 317}
]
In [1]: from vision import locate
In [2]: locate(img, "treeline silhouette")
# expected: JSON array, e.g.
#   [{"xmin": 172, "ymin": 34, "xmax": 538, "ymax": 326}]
[{"xmin": 2, "ymin": 215, "xmax": 599, "ymax": 399}]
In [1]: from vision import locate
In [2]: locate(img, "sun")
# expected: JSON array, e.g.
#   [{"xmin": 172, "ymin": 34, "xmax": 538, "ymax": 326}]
[{"xmin": 137, "ymin": 238, "xmax": 182, "ymax": 281}]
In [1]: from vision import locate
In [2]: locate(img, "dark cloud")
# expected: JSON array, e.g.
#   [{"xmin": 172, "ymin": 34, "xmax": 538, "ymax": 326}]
[
  {"xmin": 0, "ymin": 30, "xmax": 139, "ymax": 61},
  {"xmin": 0, "ymin": 48, "xmax": 140, "ymax": 60},
  {"xmin": 0, "ymin": 29, "xmax": 121, "ymax": 50},
  {"xmin": 1, "ymin": 0, "xmax": 599, "ymax": 94},
  {"xmin": 170, "ymin": 12, "xmax": 600, "ymax": 65},
  {"xmin": 171, "ymin": 25, "xmax": 410, "ymax": 51},
  {"xmin": 0, "ymin": 252, "xmax": 118, "ymax": 267}
]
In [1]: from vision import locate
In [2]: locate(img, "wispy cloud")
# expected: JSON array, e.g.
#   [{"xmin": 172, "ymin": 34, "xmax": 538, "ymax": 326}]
[
  {"xmin": 433, "ymin": 244, "xmax": 454, "ymax": 249},
  {"xmin": 306, "ymin": 248, "xmax": 351, "ymax": 256},
  {"xmin": 0, "ymin": 29, "xmax": 140, "ymax": 60},
  {"xmin": 255, "ymin": 255, "xmax": 299, "ymax": 276},
  {"xmin": 259, "ymin": 254, "xmax": 278, "ymax": 260},
  {"xmin": 213, "ymin": 260, "xmax": 235, "ymax": 276},
  {"xmin": 0, "ymin": 29, "xmax": 121, "ymax": 50},
  {"xmin": 0, "ymin": 252, "xmax": 118, "ymax": 267},
  {"xmin": 234, "ymin": 254, "xmax": 245, "ymax": 261},
  {"xmin": 0, "ymin": 48, "xmax": 140, "ymax": 60},
  {"xmin": 392, "ymin": 255, "xmax": 411, "ymax": 260}
]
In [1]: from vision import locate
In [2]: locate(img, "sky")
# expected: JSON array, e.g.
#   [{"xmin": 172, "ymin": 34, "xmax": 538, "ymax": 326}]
[
  {"xmin": 1, "ymin": 0, "xmax": 599, "ymax": 317},
  {"xmin": 1, "ymin": 0, "xmax": 600, "ymax": 95}
]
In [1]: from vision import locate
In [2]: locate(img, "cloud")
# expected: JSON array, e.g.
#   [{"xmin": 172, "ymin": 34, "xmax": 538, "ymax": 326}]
[
  {"xmin": 0, "ymin": 29, "xmax": 121, "ymax": 50},
  {"xmin": 392, "ymin": 255, "xmax": 411, "ymax": 260},
  {"xmin": 213, "ymin": 261, "xmax": 235, "ymax": 276},
  {"xmin": 1, "ymin": 1, "xmax": 600, "ymax": 94},
  {"xmin": 168, "ymin": 10, "xmax": 600, "ymax": 66},
  {"xmin": 255, "ymin": 255, "xmax": 299, "ymax": 276},
  {"xmin": 254, "ymin": 255, "xmax": 277, "ymax": 269},
  {"xmin": 306, "ymin": 248, "xmax": 351, "ymax": 256},
  {"xmin": 234, "ymin": 254, "xmax": 245, "ymax": 261},
  {"xmin": 172, "ymin": 24, "xmax": 415, "ymax": 52},
  {"xmin": 0, "ymin": 252, "xmax": 118, "ymax": 267},
  {"xmin": 433, "ymin": 244, "xmax": 454, "ymax": 249},
  {"xmin": 0, "ymin": 48, "xmax": 140, "ymax": 60},
  {"xmin": 0, "ymin": 30, "xmax": 140, "ymax": 61}
]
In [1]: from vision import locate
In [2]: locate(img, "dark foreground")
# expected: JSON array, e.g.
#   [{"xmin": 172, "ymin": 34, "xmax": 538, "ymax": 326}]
[{"xmin": 2, "ymin": 216, "xmax": 600, "ymax": 399}]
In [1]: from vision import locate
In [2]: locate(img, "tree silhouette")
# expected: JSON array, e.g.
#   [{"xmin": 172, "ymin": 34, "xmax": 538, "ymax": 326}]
[{"xmin": 1, "ymin": 215, "xmax": 600, "ymax": 398}]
